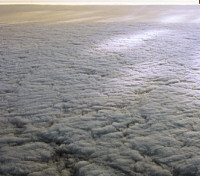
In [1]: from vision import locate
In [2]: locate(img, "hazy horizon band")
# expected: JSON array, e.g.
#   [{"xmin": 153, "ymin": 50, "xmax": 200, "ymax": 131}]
[{"xmin": 0, "ymin": 0, "xmax": 198, "ymax": 5}]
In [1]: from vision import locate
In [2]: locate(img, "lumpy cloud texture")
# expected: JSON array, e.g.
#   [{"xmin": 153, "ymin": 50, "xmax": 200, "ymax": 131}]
[{"xmin": 0, "ymin": 19, "xmax": 200, "ymax": 175}]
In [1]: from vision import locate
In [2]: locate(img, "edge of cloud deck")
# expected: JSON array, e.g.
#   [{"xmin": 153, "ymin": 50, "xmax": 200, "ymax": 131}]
[
  {"xmin": 0, "ymin": 0, "xmax": 198, "ymax": 5},
  {"xmin": 0, "ymin": 5, "xmax": 200, "ymax": 24}
]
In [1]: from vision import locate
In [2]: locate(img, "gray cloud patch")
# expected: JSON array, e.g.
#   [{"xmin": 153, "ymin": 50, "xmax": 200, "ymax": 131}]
[{"xmin": 0, "ymin": 22, "xmax": 200, "ymax": 176}]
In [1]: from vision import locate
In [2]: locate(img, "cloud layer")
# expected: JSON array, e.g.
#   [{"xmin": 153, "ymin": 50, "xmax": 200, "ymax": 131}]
[{"xmin": 0, "ymin": 5, "xmax": 200, "ymax": 176}]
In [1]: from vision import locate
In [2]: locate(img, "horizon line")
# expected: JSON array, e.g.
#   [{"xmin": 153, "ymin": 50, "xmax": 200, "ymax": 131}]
[
  {"xmin": 0, "ymin": 2, "xmax": 198, "ymax": 5},
  {"xmin": 0, "ymin": 4, "xmax": 198, "ymax": 5}
]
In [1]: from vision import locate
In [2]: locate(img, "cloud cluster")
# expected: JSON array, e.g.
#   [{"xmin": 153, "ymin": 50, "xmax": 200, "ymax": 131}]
[{"xmin": 0, "ymin": 21, "xmax": 200, "ymax": 176}]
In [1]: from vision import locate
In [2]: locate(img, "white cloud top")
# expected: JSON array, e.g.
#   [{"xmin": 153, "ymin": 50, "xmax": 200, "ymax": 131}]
[{"xmin": 0, "ymin": 5, "xmax": 200, "ymax": 176}]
